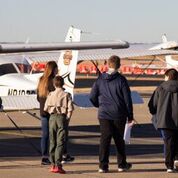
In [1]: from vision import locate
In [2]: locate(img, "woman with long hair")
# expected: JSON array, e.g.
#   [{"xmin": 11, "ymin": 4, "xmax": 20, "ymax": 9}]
[{"xmin": 37, "ymin": 61, "xmax": 58, "ymax": 165}]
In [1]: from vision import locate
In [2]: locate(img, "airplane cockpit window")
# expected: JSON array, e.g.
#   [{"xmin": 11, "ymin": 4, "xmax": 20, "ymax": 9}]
[
  {"xmin": 16, "ymin": 63, "xmax": 32, "ymax": 73},
  {"xmin": 0, "ymin": 64, "xmax": 17, "ymax": 76}
]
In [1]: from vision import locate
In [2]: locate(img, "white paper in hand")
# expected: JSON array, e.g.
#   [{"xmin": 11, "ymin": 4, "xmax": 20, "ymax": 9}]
[{"xmin": 124, "ymin": 123, "xmax": 132, "ymax": 144}]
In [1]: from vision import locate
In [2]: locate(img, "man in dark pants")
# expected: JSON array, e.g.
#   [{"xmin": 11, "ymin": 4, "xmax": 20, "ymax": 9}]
[{"xmin": 90, "ymin": 55, "xmax": 134, "ymax": 173}]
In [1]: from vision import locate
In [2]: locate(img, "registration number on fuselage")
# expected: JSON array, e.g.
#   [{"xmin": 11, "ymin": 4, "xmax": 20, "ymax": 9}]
[{"xmin": 8, "ymin": 89, "xmax": 36, "ymax": 95}]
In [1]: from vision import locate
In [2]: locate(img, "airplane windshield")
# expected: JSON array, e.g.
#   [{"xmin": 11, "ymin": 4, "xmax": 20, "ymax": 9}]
[
  {"xmin": 0, "ymin": 63, "xmax": 32, "ymax": 76},
  {"xmin": 16, "ymin": 63, "xmax": 32, "ymax": 73},
  {"xmin": 0, "ymin": 63, "xmax": 17, "ymax": 76}
]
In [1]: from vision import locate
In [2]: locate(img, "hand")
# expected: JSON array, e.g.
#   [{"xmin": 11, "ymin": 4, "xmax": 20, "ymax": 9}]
[
  {"xmin": 66, "ymin": 117, "xmax": 71, "ymax": 121},
  {"xmin": 127, "ymin": 119, "xmax": 135, "ymax": 127}
]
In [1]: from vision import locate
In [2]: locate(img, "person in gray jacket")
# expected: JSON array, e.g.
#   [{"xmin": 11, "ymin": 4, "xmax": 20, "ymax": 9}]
[{"xmin": 148, "ymin": 68, "xmax": 178, "ymax": 173}]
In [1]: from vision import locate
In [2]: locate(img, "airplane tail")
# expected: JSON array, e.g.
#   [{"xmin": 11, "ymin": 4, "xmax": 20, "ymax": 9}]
[
  {"xmin": 162, "ymin": 34, "xmax": 167, "ymax": 43},
  {"xmin": 58, "ymin": 26, "xmax": 81, "ymax": 98}
]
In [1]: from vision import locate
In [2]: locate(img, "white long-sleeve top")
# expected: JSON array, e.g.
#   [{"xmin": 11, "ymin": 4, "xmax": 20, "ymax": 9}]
[{"xmin": 44, "ymin": 88, "xmax": 74, "ymax": 118}]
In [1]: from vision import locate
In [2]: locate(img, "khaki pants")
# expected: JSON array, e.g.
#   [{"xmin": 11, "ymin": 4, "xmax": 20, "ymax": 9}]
[{"xmin": 49, "ymin": 114, "xmax": 67, "ymax": 166}]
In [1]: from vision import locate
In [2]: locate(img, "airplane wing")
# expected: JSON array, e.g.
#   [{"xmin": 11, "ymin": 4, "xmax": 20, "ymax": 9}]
[
  {"xmin": 0, "ymin": 90, "xmax": 144, "ymax": 111},
  {"xmin": 3, "ymin": 43, "xmax": 177, "ymax": 64},
  {"xmin": 1, "ymin": 95, "xmax": 39, "ymax": 111},
  {"xmin": 0, "ymin": 41, "xmax": 129, "ymax": 53},
  {"xmin": 78, "ymin": 44, "xmax": 178, "ymax": 60}
]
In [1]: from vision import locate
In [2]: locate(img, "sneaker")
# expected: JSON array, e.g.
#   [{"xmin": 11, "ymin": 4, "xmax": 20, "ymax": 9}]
[
  {"xmin": 56, "ymin": 166, "xmax": 66, "ymax": 174},
  {"xmin": 50, "ymin": 165, "xmax": 66, "ymax": 174},
  {"xmin": 41, "ymin": 158, "xmax": 51, "ymax": 165},
  {"xmin": 118, "ymin": 163, "xmax": 132, "ymax": 172},
  {"xmin": 98, "ymin": 168, "xmax": 109, "ymax": 173},
  {"xmin": 167, "ymin": 168, "xmax": 174, "ymax": 173},
  {"xmin": 174, "ymin": 160, "xmax": 178, "ymax": 170},
  {"xmin": 61, "ymin": 154, "xmax": 75, "ymax": 164},
  {"xmin": 50, "ymin": 165, "xmax": 58, "ymax": 173}
]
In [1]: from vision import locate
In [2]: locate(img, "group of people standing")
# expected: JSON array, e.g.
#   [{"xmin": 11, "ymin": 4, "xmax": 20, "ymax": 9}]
[
  {"xmin": 36, "ymin": 55, "xmax": 178, "ymax": 174},
  {"xmin": 90, "ymin": 55, "xmax": 178, "ymax": 173}
]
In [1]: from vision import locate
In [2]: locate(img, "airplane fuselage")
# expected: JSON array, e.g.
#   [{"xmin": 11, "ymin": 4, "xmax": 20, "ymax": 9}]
[{"xmin": 0, "ymin": 73, "xmax": 38, "ymax": 96}]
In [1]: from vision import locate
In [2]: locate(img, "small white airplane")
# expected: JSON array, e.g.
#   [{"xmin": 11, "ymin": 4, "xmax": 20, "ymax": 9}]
[
  {"xmin": 1, "ymin": 27, "xmax": 178, "ymax": 110},
  {"xmin": 0, "ymin": 26, "xmax": 131, "ymax": 110}
]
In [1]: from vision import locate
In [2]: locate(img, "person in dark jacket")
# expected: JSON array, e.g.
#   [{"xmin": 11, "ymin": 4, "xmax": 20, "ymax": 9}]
[
  {"xmin": 90, "ymin": 55, "xmax": 134, "ymax": 173},
  {"xmin": 37, "ymin": 61, "xmax": 58, "ymax": 165},
  {"xmin": 148, "ymin": 68, "xmax": 178, "ymax": 173}
]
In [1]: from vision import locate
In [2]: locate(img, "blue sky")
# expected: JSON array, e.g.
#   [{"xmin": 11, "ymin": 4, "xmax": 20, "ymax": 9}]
[{"xmin": 0, "ymin": 0, "xmax": 178, "ymax": 43}]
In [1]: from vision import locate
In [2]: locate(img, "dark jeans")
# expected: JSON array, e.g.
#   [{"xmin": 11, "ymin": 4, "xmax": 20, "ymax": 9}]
[
  {"xmin": 41, "ymin": 116, "xmax": 49, "ymax": 157},
  {"xmin": 160, "ymin": 130, "xmax": 166, "ymax": 156},
  {"xmin": 161, "ymin": 129, "xmax": 178, "ymax": 169},
  {"xmin": 49, "ymin": 114, "xmax": 67, "ymax": 166},
  {"xmin": 99, "ymin": 119, "xmax": 127, "ymax": 170}
]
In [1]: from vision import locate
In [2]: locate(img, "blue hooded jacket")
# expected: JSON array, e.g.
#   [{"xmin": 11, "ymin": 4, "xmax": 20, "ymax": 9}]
[{"xmin": 90, "ymin": 72, "xmax": 133, "ymax": 121}]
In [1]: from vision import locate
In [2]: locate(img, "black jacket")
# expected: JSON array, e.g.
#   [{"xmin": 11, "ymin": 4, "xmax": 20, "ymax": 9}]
[
  {"xmin": 148, "ymin": 80, "xmax": 178, "ymax": 129},
  {"xmin": 90, "ymin": 72, "xmax": 133, "ymax": 121}
]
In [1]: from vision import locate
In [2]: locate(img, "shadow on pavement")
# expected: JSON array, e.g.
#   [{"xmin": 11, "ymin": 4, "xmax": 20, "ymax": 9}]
[
  {"xmin": 0, "ymin": 123, "xmax": 163, "ymax": 158},
  {"xmin": 69, "ymin": 123, "xmax": 161, "ymax": 138}
]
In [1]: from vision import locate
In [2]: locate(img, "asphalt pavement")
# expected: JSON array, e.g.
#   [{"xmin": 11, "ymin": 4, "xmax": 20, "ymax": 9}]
[{"xmin": 0, "ymin": 94, "xmax": 178, "ymax": 178}]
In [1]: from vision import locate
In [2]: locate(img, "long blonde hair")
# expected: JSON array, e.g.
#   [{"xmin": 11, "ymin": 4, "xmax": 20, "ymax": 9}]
[{"xmin": 37, "ymin": 61, "xmax": 58, "ymax": 97}]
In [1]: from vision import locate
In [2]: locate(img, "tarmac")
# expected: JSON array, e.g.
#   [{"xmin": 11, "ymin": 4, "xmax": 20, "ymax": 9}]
[{"xmin": 0, "ymin": 89, "xmax": 178, "ymax": 178}]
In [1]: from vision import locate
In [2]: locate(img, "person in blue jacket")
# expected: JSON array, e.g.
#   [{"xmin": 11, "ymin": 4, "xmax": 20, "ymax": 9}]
[{"xmin": 90, "ymin": 55, "xmax": 134, "ymax": 173}]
